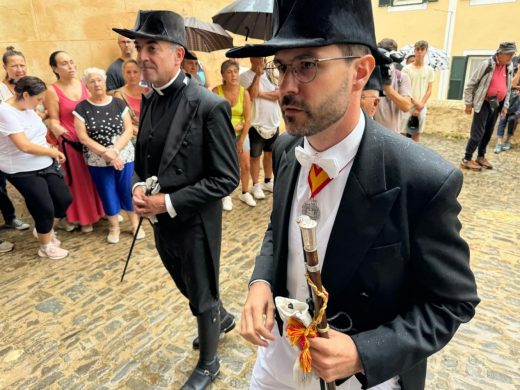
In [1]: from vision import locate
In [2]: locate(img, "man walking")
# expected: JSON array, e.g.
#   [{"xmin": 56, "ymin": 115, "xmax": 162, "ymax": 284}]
[
  {"xmin": 461, "ymin": 42, "xmax": 516, "ymax": 170},
  {"xmin": 240, "ymin": 57, "xmax": 281, "ymax": 200},
  {"xmin": 401, "ymin": 41, "xmax": 435, "ymax": 142},
  {"xmin": 114, "ymin": 10, "xmax": 239, "ymax": 389},
  {"xmin": 228, "ymin": 0, "xmax": 479, "ymax": 389},
  {"xmin": 106, "ymin": 35, "xmax": 135, "ymax": 92}
]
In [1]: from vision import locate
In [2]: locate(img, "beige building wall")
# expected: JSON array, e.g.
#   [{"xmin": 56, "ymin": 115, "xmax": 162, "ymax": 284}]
[
  {"xmin": 372, "ymin": 0, "xmax": 520, "ymax": 99},
  {"xmin": 0, "ymin": 0, "xmax": 258, "ymax": 88}
]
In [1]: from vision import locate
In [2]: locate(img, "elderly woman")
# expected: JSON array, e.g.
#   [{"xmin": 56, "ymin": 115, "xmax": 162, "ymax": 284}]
[
  {"xmin": 212, "ymin": 59, "xmax": 253, "ymax": 210},
  {"xmin": 73, "ymin": 68, "xmax": 143, "ymax": 244},
  {"xmin": 113, "ymin": 59, "xmax": 148, "ymax": 139},
  {"xmin": 0, "ymin": 76, "xmax": 72, "ymax": 259},
  {"xmin": 45, "ymin": 51, "xmax": 105, "ymax": 232}
]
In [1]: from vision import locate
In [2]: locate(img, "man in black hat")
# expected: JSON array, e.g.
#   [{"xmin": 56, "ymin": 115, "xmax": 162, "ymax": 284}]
[
  {"xmin": 113, "ymin": 10, "xmax": 239, "ymax": 390},
  {"xmin": 230, "ymin": 1, "xmax": 479, "ymax": 389}
]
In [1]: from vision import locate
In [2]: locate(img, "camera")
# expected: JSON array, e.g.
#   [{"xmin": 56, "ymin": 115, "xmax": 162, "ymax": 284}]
[{"xmin": 378, "ymin": 48, "xmax": 405, "ymax": 85}]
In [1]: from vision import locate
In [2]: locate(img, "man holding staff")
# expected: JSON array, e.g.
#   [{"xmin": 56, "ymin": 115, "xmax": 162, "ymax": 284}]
[
  {"xmin": 230, "ymin": 1, "xmax": 479, "ymax": 389},
  {"xmin": 113, "ymin": 10, "xmax": 239, "ymax": 390}
]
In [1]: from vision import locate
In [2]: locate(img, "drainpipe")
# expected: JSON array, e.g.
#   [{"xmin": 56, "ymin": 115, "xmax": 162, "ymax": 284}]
[{"xmin": 438, "ymin": 0, "xmax": 458, "ymax": 99}]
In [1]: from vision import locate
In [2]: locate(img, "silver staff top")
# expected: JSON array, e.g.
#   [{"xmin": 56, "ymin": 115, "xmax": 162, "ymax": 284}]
[{"xmin": 296, "ymin": 215, "xmax": 318, "ymax": 252}]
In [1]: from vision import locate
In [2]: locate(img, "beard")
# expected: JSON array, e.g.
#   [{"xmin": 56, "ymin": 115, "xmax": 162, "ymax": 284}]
[{"xmin": 281, "ymin": 77, "xmax": 351, "ymax": 137}]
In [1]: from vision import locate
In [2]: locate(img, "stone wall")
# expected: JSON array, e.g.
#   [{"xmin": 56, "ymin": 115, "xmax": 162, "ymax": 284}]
[
  {"xmin": 0, "ymin": 0, "xmax": 256, "ymax": 87},
  {"xmin": 425, "ymin": 100, "xmax": 519, "ymax": 142}
]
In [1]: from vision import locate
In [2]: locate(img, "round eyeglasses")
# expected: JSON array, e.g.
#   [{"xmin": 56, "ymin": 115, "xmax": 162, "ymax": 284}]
[{"xmin": 265, "ymin": 56, "xmax": 360, "ymax": 86}]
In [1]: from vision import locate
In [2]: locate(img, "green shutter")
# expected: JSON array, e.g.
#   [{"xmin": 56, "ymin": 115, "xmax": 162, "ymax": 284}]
[
  {"xmin": 379, "ymin": 0, "xmax": 391, "ymax": 6},
  {"xmin": 447, "ymin": 56, "xmax": 468, "ymax": 100}
]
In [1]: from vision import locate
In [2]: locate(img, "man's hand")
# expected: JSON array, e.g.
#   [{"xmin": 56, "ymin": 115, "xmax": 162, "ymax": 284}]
[
  {"xmin": 465, "ymin": 105, "xmax": 473, "ymax": 115},
  {"xmin": 309, "ymin": 329, "xmax": 363, "ymax": 383},
  {"xmin": 133, "ymin": 192, "xmax": 166, "ymax": 217},
  {"xmin": 240, "ymin": 282, "xmax": 276, "ymax": 347},
  {"xmin": 500, "ymin": 107, "xmax": 508, "ymax": 118}
]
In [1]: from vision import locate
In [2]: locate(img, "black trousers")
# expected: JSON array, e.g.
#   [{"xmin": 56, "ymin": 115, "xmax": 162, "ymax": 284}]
[
  {"xmin": 464, "ymin": 100, "xmax": 502, "ymax": 160},
  {"xmin": 0, "ymin": 172, "xmax": 16, "ymax": 223},
  {"xmin": 154, "ymin": 218, "xmax": 219, "ymax": 316},
  {"xmin": 6, "ymin": 166, "xmax": 72, "ymax": 233}
]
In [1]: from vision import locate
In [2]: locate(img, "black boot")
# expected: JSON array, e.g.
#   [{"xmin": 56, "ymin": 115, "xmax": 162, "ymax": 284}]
[
  {"xmin": 181, "ymin": 307, "xmax": 221, "ymax": 390},
  {"xmin": 192, "ymin": 301, "xmax": 235, "ymax": 350}
]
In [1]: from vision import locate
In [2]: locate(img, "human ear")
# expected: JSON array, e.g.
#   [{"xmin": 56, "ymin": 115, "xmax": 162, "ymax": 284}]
[{"xmin": 352, "ymin": 55, "xmax": 375, "ymax": 92}]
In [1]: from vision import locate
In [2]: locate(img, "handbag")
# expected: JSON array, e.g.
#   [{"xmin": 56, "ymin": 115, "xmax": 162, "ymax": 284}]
[
  {"xmin": 407, "ymin": 115, "xmax": 419, "ymax": 130},
  {"xmin": 487, "ymin": 95, "xmax": 500, "ymax": 110},
  {"xmin": 254, "ymin": 125, "xmax": 278, "ymax": 140}
]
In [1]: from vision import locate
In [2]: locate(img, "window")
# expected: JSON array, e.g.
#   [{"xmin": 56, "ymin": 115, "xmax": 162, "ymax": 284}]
[
  {"xmin": 469, "ymin": 0, "xmax": 515, "ymax": 5},
  {"xmin": 392, "ymin": 0, "xmax": 424, "ymax": 5}
]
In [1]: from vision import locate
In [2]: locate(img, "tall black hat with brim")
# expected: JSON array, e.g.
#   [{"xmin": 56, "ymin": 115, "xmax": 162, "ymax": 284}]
[
  {"xmin": 226, "ymin": 0, "xmax": 388, "ymax": 64},
  {"xmin": 113, "ymin": 10, "xmax": 188, "ymax": 49}
]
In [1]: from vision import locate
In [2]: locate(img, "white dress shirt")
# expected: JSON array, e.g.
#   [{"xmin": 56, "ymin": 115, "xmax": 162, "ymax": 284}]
[{"xmin": 250, "ymin": 112, "xmax": 400, "ymax": 390}]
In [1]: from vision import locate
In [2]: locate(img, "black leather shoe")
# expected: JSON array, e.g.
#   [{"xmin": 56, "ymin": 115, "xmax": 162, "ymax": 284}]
[
  {"xmin": 192, "ymin": 312, "xmax": 235, "ymax": 350},
  {"xmin": 180, "ymin": 358, "xmax": 220, "ymax": 390}
]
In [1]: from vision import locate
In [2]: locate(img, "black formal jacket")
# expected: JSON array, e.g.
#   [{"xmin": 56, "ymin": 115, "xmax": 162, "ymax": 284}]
[
  {"xmin": 251, "ymin": 115, "xmax": 479, "ymax": 389},
  {"xmin": 134, "ymin": 75, "xmax": 239, "ymax": 274}
]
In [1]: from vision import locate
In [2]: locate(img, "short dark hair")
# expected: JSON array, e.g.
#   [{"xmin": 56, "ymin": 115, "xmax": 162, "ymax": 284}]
[
  {"xmin": 3, "ymin": 46, "xmax": 25, "ymax": 66},
  {"xmin": 378, "ymin": 38, "xmax": 398, "ymax": 52},
  {"xmin": 414, "ymin": 40, "xmax": 429, "ymax": 50},
  {"xmin": 49, "ymin": 51, "xmax": 67, "ymax": 80},
  {"xmin": 338, "ymin": 44, "xmax": 371, "ymax": 58},
  {"xmin": 13, "ymin": 76, "xmax": 47, "ymax": 101}
]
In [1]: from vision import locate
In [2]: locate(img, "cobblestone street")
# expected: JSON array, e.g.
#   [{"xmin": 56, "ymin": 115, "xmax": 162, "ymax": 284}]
[{"xmin": 0, "ymin": 133, "xmax": 518, "ymax": 390}]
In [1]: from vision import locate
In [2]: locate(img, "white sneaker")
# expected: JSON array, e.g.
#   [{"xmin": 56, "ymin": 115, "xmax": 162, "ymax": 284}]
[
  {"xmin": 252, "ymin": 183, "xmax": 266, "ymax": 200},
  {"xmin": 222, "ymin": 196, "xmax": 233, "ymax": 211},
  {"xmin": 33, "ymin": 228, "xmax": 61, "ymax": 247},
  {"xmin": 261, "ymin": 181, "xmax": 274, "ymax": 193},
  {"xmin": 0, "ymin": 240, "xmax": 14, "ymax": 253},
  {"xmin": 133, "ymin": 227, "xmax": 146, "ymax": 240},
  {"xmin": 80, "ymin": 225, "xmax": 93, "ymax": 233},
  {"xmin": 239, "ymin": 192, "xmax": 257, "ymax": 207},
  {"xmin": 107, "ymin": 227, "xmax": 120, "ymax": 244},
  {"xmin": 56, "ymin": 219, "xmax": 76, "ymax": 232},
  {"xmin": 38, "ymin": 243, "xmax": 68, "ymax": 260},
  {"xmin": 4, "ymin": 217, "xmax": 30, "ymax": 230}
]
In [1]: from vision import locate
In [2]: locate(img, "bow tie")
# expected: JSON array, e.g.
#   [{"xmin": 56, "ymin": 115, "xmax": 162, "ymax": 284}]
[{"xmin": 295, "ymin": 146, "xmax": 340, "ymax": 178}]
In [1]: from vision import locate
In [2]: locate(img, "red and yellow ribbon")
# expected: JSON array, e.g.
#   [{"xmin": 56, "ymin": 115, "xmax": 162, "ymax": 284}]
[
  {"xmin": 307, "ymin": 164, "xmax": 332, "ymax": 198},
  {"xmin": 285, "ymin": 274, "xmax": 329, "ymax": 374}
]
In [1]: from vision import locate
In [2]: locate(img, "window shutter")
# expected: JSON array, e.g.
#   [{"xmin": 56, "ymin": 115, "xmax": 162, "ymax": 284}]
[{"xmin": 447, "ymin": 56, "xmax": 468, "ymax": 100}]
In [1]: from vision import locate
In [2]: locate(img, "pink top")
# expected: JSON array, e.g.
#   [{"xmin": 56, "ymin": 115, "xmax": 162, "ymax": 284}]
[
  {"xmin": 486, "ymin": 65, "xmax": 508, "ymax": 102},
  {"xmin": 51, "ymin": 82, "xmax": 89, "ymax": 141},
  {"xmin": 124, "ymin": 93, "xmax": 142, "ymax": 120}
]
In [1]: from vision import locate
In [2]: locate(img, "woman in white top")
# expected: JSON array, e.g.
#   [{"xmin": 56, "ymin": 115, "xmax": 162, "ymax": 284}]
[
  {"xmin": 0, "ymin": 76, "xmax": 72, "ymax": 259},
  {"xmin": 0, "ymin": 46, "xmax": 32, "ymax": 233}
]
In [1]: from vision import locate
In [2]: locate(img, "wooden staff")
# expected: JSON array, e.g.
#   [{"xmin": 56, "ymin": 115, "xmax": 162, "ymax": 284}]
[{"xmin": 297, "ymin": 215, "xmax": 336, "ymax": 390}]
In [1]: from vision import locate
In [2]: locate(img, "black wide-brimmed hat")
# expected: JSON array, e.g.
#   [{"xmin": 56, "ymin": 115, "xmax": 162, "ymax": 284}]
[
  {"xmin": 113, "ymin": 10, "xmax": 188, "ymax": 49},
  {"xmin": 226, "ymin": 0, "xmax": 387, "ymax": 64}
]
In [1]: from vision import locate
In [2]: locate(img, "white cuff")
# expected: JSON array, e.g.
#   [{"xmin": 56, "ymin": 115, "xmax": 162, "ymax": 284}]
[
  {"xmin": 248, "ymin": 279, "xmax": 272, "ymax": 289},
  {"xmin": 132, "ymin": 182, "xmax": 146, "ymax": 194},
  {"xmin": 165, "ymin": 194, "xmax": 177, "ymax": 218}
]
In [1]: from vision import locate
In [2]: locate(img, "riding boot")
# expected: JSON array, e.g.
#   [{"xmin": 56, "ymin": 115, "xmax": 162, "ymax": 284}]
[
  {"xmin": 192, "ymin": 300, "xmax": 236, "ymax": 349},
  {"xmin": 181, "ymin": 307, "xmax": 220, "ymax": 390}
]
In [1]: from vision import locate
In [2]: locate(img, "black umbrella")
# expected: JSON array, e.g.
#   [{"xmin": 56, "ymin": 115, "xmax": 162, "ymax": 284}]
[
  {"xmin": 212, "ymin": 0, "xmax": 274, "ymax": 41},
  {"xmin": 184, "ymin": 17, "xmax": 234, "ymax": 52}
]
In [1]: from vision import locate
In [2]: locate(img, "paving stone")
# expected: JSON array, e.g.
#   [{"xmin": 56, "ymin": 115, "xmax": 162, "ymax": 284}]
[{"xmin": 0, "ymin": 133, "xmax": 518, "ymax": 388}]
